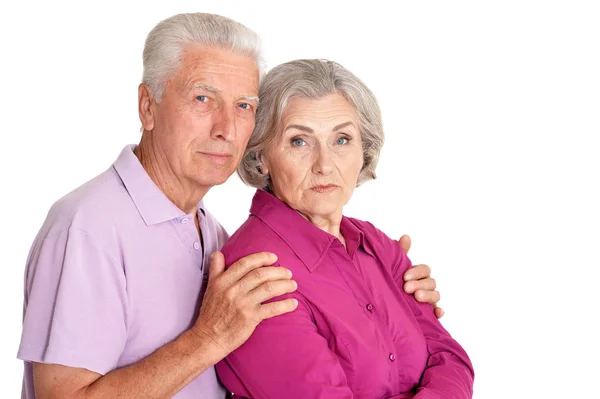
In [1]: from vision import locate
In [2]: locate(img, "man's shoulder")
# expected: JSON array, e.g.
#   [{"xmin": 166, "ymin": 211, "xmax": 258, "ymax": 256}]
[{"xmin": 41, "ymin": 166, "xmax": 132, "ymax": 237}]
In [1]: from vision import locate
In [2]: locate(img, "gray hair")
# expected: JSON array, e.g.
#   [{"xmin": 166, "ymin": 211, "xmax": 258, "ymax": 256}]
[
  {"xmin": 238, "ymin": 59, "xmax": 384, "ymax": 189},
  {"xmin": 142, "ymin": 13, "xmax": 265, "ymax": 102}
]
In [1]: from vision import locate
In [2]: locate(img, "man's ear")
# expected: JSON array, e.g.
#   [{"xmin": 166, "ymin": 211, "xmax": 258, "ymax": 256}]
[{"xmin": 138, "ymin": 83, "xmax": 156, "ymax": 131}]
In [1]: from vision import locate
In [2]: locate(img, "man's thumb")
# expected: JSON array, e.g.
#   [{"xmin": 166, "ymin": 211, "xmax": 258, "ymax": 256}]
[{"xmin": 208, "ymin": 251, "xmax": 226, "ymax": 278}]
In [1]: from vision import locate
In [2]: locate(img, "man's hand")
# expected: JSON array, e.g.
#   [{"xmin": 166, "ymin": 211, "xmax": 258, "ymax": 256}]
[
  {"xmin": 193, "ymin": 251, "xmax": 298, "ymax": 358},
  {"xmin": 399, "ymin": 235, "xmax": 444, "ymax": 319}
]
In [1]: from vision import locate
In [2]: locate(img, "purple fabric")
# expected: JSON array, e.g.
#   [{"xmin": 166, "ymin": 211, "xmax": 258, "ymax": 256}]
[
  {"xmin": 217, "ymin": 189, "xmax": 474, "ymax": 398},
  {"xmin": 18, "ymin": 145, "xmax": 228, "ymax": 399}
]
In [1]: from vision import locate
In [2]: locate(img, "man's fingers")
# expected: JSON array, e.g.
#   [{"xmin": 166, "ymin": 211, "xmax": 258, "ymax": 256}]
[
  {"xmin": 434, "ymin": 307, "xmax": 445, "ymax": 319},
  {"xmin": 398, "ymin": 234, "xmax": 411, "ymax": 254},
  {"xmin": 249, "ymin": 279, "xmax": 298, "ymax": 304},
  {"xmin": 404, "ymin": 277, "xmax": 437, "ymax": 294},
  {"xmin": 224, "ymin": 252, "xmax": 279, "ymax": 282},
  {"xmin": 238, "ymin": 266, "xmax": 293, "ymax": 293},
  {"xmin": 403, "ymin": 263, "xmax": 431, "ymax": 281},
  {"xmin": 414, "ymin": 289, "xmax": 441, "ymax": 305},
  {"xmin": 259, "ymin": 298, "xmax": 299, "ymax": 320}
]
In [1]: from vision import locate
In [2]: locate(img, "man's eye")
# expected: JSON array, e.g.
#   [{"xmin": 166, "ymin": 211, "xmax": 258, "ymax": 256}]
[
  {"xmin": 239, "ymin": 103, "xmax": 251, "ymax": 110},
  {"xmin": 196, "ymin": 95, "xmax": 208, "ymax": 102}
]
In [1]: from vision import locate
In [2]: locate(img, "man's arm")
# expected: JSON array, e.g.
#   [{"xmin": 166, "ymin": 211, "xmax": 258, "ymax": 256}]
[
  {"xmin": 33, "ymin": 329, "xmax": 221, "ymax": 399},
  {"xmin": 32, "ymin": 252, "xmax": 298, "ymax": 399},
  {"xmin": 399, "ymin": 234, "xmax": 444, "ymax": 319}
]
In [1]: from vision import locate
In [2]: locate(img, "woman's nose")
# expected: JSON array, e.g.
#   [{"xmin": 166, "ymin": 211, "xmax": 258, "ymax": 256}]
[{"xmin": 312, "ymin": 146, "xmax": 334, "ymax": 175}]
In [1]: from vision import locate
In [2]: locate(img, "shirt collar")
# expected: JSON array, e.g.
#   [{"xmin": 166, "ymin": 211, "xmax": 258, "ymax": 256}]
[
  {"xmin": 112, "ymin": 144, "xmax": 206, "ymax": 226},
  {"xmin": 249, "ymin": 189, "xmax": 373, "ymax": 272}
]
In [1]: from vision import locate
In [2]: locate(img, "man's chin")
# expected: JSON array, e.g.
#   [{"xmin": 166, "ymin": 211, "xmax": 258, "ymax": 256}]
[{"xmin": 194, "ymin": 171, "xmax": 235, "ymax": 188}]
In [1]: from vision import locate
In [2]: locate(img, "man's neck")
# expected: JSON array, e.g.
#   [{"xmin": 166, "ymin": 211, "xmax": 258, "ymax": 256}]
[{"xmin": 135, "ymin": 137, "xmax": 210, "ymax": 215}]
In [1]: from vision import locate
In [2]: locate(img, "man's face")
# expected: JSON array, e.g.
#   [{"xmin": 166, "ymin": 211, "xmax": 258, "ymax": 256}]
[{"xmin": 149, "ymin": 45, "xmax": 259, "ymax": 189}]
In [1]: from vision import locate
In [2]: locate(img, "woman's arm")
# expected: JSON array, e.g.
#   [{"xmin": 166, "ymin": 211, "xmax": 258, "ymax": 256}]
[
  {"xmin": 394, "ymin": 248, "xmax": 474, "ymax": 398},
  {"xmin": 216, "ymin": 292, "xmax": 355, "ymax": 399},
  {"xmin": 353, "ymin": 219, "xmax": 474, "ymax": 398}
]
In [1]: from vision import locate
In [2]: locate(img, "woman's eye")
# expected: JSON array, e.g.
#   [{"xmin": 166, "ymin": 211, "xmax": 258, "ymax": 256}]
[
  {"xmin": 336, "ymin": 137, "xmax": 349, "ymax": 145},
  {"xmin": 292, "ymin": 138, "xmax": 305, "ymax": 147},
  {"xmin": 196, "ymin": 95, "xmax": 208, "ymax": 102}
]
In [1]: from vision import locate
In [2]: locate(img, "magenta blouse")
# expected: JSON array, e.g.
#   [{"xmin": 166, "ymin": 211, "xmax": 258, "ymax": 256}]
[{"xmin": 216, "ymin": 189, "xmax": 474, "ymax": 398}]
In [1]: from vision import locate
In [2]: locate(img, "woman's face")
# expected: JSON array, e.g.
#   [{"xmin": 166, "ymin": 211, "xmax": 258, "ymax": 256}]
[{"xmin": 262, "ymin": 93, "xmax": 364, "ymax": 221}]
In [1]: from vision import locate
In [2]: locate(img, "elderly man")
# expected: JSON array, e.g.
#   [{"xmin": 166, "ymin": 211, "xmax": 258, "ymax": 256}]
[{"xmin": 18, "ymin": 13, "xmax": 442, "ymax": 398}]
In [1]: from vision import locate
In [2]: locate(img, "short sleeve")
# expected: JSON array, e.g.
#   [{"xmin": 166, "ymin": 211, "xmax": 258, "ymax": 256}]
[{"xmin": 18, "ymin": 227, "xmax": 128, "ymax": 375}]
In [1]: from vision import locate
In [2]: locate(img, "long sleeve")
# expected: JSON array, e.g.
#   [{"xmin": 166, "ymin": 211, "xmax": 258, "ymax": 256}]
[
  {"xmin": 352, "ymin": 218, "xmax": 474, "ymax": 398},
  {"xmin": 216, "ymin": 293, "xmax": 355, "ymax": 399},
  {"xmin": 217, "ymin": 198, "xmax": 473, "ymax": 398},
  {"xmin": 394, "ymin": 249, "xmax": 474, "ymax": 398}
]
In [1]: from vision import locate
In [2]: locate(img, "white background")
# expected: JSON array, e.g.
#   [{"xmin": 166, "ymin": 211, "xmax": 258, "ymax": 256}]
[{"xmin": 1, "ymin": 1, "xmax": 599, "ymax": 397}]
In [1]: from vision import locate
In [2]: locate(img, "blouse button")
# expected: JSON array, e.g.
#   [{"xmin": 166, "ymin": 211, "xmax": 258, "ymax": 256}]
[
  {"xmin": 193, "ymin": 241, "xmax": 200, "ymax": 250},
  {"xmin": 389, "ymin": 353, "xmax": 396, "ymax": 361},
  {"xmin": 366, "ymin": 303, "xmax": 374, "ymax": 312}
]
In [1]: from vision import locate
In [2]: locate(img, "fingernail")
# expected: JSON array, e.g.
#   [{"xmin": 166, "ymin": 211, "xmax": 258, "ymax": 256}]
[
  {"xmin": 405, "ymin": 282, "xmax": 413, "ymax": 292},
  {"xmin": 405, "ymin": 273, "xmax": 413, "ymax": 280}
]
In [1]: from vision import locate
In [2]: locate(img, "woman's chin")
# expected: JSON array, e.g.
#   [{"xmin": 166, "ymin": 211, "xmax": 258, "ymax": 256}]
[{"xmin": 302, "ymin": 203, "xmax": 344, "ymax": 219}]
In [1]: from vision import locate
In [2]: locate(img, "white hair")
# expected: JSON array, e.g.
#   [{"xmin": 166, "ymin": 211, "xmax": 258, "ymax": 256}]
[
  {"xmin": 142, "ymin": 13, "xmax": 265, "ymax": 102},
  {"xmin": 238, "ymin": 59, "xmax": 384, "ymax": 189}
]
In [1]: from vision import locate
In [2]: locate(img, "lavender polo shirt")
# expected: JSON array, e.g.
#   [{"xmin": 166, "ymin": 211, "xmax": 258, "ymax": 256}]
[
  {"xmin": 18, "ymin": 145, "xmax": 229, "ymax": 399},
  {"xmin": 217, "ymin": 189, "xmax": 474, "ymax": 398}
]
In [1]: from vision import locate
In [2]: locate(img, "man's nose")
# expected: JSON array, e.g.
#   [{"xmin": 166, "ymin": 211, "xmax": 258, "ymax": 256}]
[{"xmin": 211, "ymin": 106, "xmax": 236, "ymax": 141}]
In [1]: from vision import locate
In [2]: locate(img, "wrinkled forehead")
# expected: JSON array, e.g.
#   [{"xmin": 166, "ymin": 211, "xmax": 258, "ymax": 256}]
[
  {"xmin": 171, "ymin": 44, "xmax": 260, "ymax": 92},
  {"xmin": 280, "ymin": 94, "xmax": 359, "ymax": 130}
]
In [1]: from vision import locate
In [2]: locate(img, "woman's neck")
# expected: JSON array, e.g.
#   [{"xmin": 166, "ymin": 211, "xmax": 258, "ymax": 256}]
[{"xmin": 298, "ymin": 211, "xmax": 345, "ymax": 245}]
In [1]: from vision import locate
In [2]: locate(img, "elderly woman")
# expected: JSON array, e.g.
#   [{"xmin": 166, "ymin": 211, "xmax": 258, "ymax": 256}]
[{"xmin": 216, "ymin": 59, "xmax": 474, "ymax": 398}]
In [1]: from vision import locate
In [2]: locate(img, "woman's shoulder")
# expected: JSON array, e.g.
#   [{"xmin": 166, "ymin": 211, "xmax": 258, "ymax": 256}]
[
  {"xmin": 345, "ymin": 217, "xmax": 398, "ymax": 251},
  {"xmin": 345, "ymin": 216, "xmax": 409, "ymax": 270},
  {"xmin": 221, "ymin": 215, "xmax": 299, "ymax": 269}
]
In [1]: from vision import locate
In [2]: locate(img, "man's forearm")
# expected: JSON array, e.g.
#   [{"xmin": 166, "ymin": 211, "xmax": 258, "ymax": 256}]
[{"xmin": 82, "ymin": 329, "xmax": 225, "ymax": 399}]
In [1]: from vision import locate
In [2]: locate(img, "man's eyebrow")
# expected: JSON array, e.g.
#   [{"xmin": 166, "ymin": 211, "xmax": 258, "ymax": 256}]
[
  {"xmin": 191, "ymin": 84, "xmax": 258, "ymax": 105},
  {"xmin": 241, "ymin": 95, "xmax": 259, "ymax": 105},
  {"xmin": 191, "ymin": 83, "xmax": 220, "ymax": 93}
]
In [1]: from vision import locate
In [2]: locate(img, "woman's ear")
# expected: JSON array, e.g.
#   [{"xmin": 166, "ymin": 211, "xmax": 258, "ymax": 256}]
[{"xmin": 258, "ymin": 152, "xmax": 269, "ymax": 175}]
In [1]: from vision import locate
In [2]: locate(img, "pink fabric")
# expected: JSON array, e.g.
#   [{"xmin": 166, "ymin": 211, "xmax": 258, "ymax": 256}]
[
  {"xmin": 18, "ymin": 145, "xmax": 228, "ymax": 399},
  {"xmin": 217, "ymin": 189, "xmax": 474, "ymax": 398}
]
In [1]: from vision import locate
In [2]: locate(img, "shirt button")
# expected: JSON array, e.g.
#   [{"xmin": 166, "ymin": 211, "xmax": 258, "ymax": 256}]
[
  {"xmin": 389, "ymin": 353, "xmax": 396, "ymax": 361},
  {"xmin": 193, "ymin": 241, "xmax": 200, "ymax": 250},
  {"xmin": 181, "ymin": 217, "xmax": 189, "ymax": 224},
  {"xmin": 366, "ymin": 303, "xmax": 374, "ymax": 312}
]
